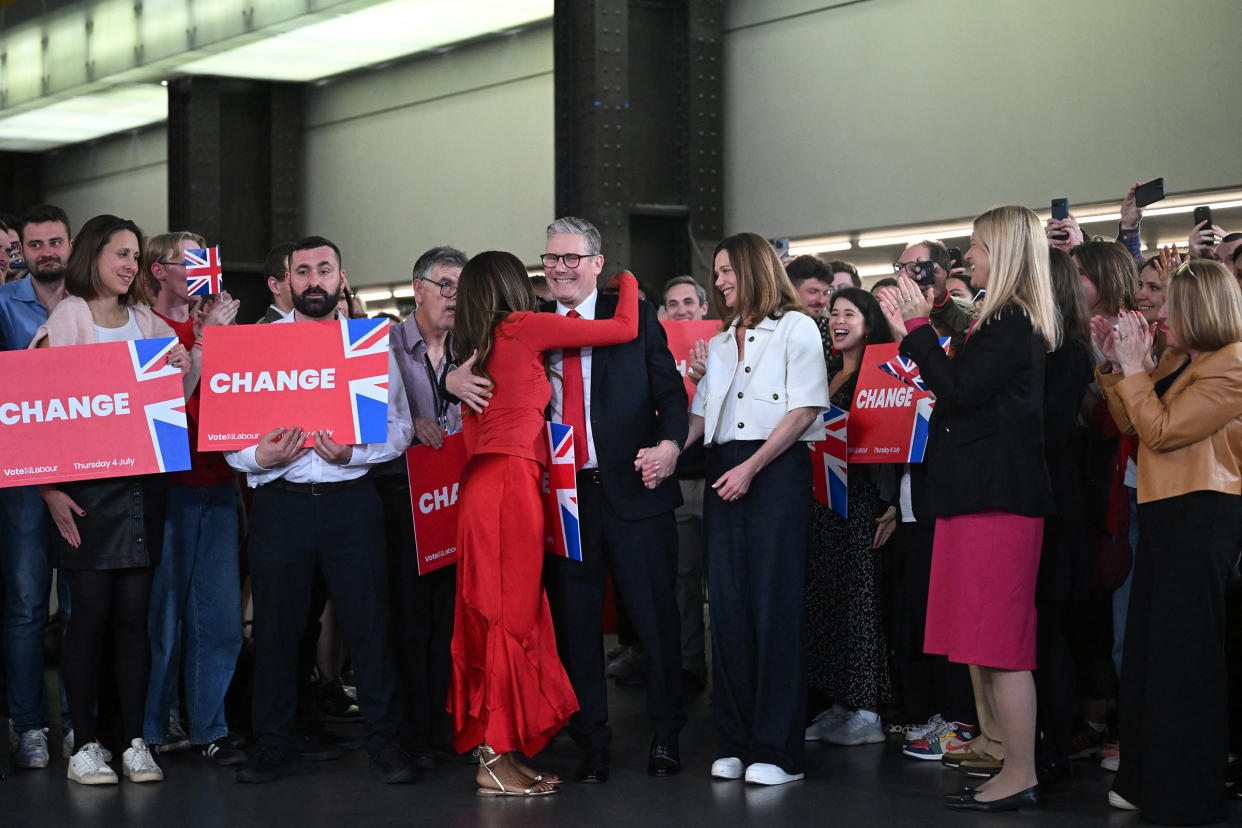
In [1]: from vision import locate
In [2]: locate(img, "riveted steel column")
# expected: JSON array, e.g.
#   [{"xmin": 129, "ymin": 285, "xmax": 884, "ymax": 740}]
[
  {"xmin": 554, "ymin": 0, "xmax": 722, "ymax": 293},
  {"xmin": 167, "ymin": 76, "xmax": 302, "ymax": 316}
]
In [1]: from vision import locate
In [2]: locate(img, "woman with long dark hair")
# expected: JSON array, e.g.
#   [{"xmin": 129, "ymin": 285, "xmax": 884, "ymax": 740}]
[
  {"xmin": 884, "ymin": 205, "xmax": 1060, "ymax": 811},
  {"xmin": 448, "ymin": 252, "xmax": 638, "ymax": 796},
  {"xmin": 686, "ymin": 232, "xmax": 829, "ymax": 785},
  {"xmin": 804, "ymin": 288, "xmax": 897, "ymax": 746},
  {"xmin": 1098, "ymin": 260, "xmax": 1242, "ymax": 824},
  {"xmin": 31, "ymin": 214, "xmax": 193, "ymax": 786}
]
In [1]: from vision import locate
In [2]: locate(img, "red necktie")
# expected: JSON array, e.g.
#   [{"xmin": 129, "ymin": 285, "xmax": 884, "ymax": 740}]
[{"xmin": 562, "ymin": 310, "xmax": 589, "ymax": 470}]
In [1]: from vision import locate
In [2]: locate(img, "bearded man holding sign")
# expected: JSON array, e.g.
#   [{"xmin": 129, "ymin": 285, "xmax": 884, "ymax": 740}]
[{"xmin": 224, "ymin": 236, "xmax": 415, "ymax": 786}]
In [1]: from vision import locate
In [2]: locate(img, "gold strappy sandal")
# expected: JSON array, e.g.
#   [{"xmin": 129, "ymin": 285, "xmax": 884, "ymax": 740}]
[{"xmin": 475, "ymin": 746, "xmax": 559, "ymax": 798}]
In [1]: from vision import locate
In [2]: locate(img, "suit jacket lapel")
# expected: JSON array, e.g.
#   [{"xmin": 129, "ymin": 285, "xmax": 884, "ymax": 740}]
[{"xmin": 590, "ymin": 292, "xmax": 618, "ymax": 400}]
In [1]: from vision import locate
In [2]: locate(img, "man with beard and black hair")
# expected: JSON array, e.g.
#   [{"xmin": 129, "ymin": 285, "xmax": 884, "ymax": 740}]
[
  {"xmin": 0, "ymin": 204, "xmax": 79, "ymax": 771},
  {"xmin": 224, "ymin": 235, "xmax": 416, "ymax": 785}
]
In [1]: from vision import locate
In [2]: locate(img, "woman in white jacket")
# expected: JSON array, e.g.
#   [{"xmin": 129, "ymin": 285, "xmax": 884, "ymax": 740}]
[{"xmin": 684, "ymin": 232, "xmax": 828, "ymax": 786}]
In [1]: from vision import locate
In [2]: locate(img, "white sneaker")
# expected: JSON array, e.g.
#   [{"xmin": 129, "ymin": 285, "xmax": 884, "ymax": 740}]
[
  {"xmin": 67, "ymin": 742, "xmax": 118, "ymax": 785},
  {"xmin": 122, "ymin": 738, "xmax": 164, "ymax": 783},
  {"xmin": 711, "ymin": 757, "xmax": 744, "ymax": 779},
  {"xmin": 1100, "ymin": 752, "xmax": 1119, "ymax": 772},
  {"xmin": 744, "ymin": 762, "xmax": 805, "ymax": 785},
  {"xmin": 15, "ymin": 728, "xmax": 50, "ymax": 769},
  {"xmin": 906, "ymin": 713, "xmax": 947, "ymax": 741},
  {"xmin": 804, "ymin": 707, "xmax": 849, "ymax": 741},
  {"xmin": 63, "ymin": 728, "xmax": 113, "ymax": 762},
  {"xmin": 824, "ymin": 710, "xmax": 886, "ymax": 746},
  {"xmin": 1108, "ymin": 790, "xmax": 1137, "ymax": 810}
]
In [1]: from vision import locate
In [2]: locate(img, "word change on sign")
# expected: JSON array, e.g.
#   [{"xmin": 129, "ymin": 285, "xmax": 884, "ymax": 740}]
[
  {"xmin": 848, "ymin": 340, "xmax": 948, "ymax": 463},
  {"xmin": 809, "ymin": 404, "xmax": 848, "ymax": 518},
  {"xmin": 0, "ymin": 338, "xmax": 190, "ymax": 487},
  {"xmin": 660, "ymin": 319, "xmax": 719, "ymax": 410},
  {"xmin": 406, "ymin": 432, "xmax": 467, "ymax": 575},
  {"xmin": 198, "ymin": 317, "xmax": 390, "ymax": 450},
  {"xmin": 185, "ymin": 246, "xmax": 224, "ymax": 296}
]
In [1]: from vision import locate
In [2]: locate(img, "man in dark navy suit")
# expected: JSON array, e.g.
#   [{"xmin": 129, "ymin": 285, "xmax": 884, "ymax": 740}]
[{"xmin": 449, "ymin": 217, "xmax": 688, "ymax": 781}]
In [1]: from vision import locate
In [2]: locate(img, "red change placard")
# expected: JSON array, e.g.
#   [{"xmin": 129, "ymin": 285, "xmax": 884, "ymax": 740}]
[
  {"xmin": 0, "ymin": 338, "xmax": 190, "ymax": 488},
  {"xmin": 406, "ymin": 432, "xmax": 467, "ymax": 575},
  {"xmin": 660, "ymin": 319, "xmax": 719, "ymax": 410},
  {"xmin": 848, "ymin": 342, "xmax": 937, "ymax": 464},
  {"xmin": 198, "ymin": 318, "xmax": 390, "ymax": 451}
]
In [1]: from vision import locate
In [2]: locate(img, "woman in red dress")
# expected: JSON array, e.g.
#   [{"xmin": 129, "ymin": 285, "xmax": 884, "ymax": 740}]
[{"xmin": 448, "ymin": 251, "xmax": 638, "ymax": 796}]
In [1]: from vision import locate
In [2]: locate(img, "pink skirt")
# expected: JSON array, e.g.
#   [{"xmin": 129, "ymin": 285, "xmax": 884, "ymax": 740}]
[{"xmin": 923, "ymin": 511, "xmax": 1043, "ymax": 671}]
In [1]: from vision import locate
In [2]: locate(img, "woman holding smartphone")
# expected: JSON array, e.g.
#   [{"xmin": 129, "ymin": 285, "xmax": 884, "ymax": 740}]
[{"xmin": 883, "ymin": 205, "xmax": 1059, "ymax": 812}]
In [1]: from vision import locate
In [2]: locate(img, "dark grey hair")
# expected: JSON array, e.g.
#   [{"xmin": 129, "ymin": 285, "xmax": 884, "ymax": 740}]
[
  {"xmin": 546, "ymin": 216, "xmax": 602, "ymax": 256},
  {"xmin": 412, "ymin": 245, "xmax": 468, "ymax": 283}
]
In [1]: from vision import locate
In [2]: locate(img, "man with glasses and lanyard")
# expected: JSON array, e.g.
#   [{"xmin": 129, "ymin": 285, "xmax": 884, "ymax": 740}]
[{"xmin": 374, "ymin": 245, "xmax": 465, "ymax": 769}]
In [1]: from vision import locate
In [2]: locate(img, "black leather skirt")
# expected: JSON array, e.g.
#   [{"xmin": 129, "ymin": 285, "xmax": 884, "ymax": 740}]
[{"xmin": 49, "ymin": 475, "xmax": 167, "ymax": 570}]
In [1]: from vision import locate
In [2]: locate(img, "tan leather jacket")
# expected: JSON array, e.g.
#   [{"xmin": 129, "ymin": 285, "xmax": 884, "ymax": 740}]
[{"xmin": 1097, "ymin": 343, "xmax": 1242, "ymax": 504}]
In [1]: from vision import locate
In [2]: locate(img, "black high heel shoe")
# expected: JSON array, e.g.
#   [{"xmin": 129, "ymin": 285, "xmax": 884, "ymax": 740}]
[{"xmin": 944, "ymin": 784, "xmax": 1042, "ymax": 812}]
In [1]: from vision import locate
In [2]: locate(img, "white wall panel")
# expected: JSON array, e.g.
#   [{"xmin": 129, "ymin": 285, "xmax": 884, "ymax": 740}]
[
  {"xmin": 723, "ymin": 0, "xmax": 1242, "ymax": 238},
  {"xmin": 302, "ymin": 25, "xmax": 554, "ymax": 287}
]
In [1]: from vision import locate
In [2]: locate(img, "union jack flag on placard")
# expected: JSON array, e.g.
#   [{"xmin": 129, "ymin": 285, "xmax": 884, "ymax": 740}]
[
  {"xmin": 341, "ymin": 318, "xmax": 390, "ymax": 444},
  {"xmin": 809, "ymin": 404, "xmax": 848, "ymax": 518},
  {"xmin": 543, "ymin": 422, "xmax": 582, "ymax": 561},
  {"xmin": 127, "ymin": 337, "xmax": 190, "ymax": 473},
  {"xmin": 876, "ymin": 337, "xmax": 951, "ymax": 391},
  {"xmin": 184, "ymin": 247, "xmax": 224, "ymax": 296}
]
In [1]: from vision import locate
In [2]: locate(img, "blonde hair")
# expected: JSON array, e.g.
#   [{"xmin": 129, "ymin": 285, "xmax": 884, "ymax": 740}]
[
  {"xmin": 143, "ymin": 231, "xmax": 206, "ymax": 296},
  {"xmin": 972, "ymin": 205, "xmax": 1061, "ymax": 351},
  {"xmin": 1165, "ymin": 259, "xmax": 1242, "ymax": 352},
  {"xmin": 711, "ymin": 232, "xmax": 803, "ymax": 330}
]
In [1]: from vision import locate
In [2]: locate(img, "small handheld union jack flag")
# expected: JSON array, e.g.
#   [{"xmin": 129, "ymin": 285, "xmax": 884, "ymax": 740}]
[
  {"xmin": 184, "ymin": 247, "xmax": 224, "ymax": 296},
  {"xmin": 876, "ymin": 337, "xmax": 951, "ymax": 392}
]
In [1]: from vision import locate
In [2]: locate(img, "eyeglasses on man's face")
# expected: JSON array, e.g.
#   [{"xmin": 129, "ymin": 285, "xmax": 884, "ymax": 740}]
[
  {"xmin": 540, "ymin": 252, "xmax": 596, "ymax": 269},
  {"xmin": 420, "ymin": 277, "xmax": 458, "ymax": 298},
  {"xmin": 893, "ymin": 260, "xmax": 933, "ymax": 275}
]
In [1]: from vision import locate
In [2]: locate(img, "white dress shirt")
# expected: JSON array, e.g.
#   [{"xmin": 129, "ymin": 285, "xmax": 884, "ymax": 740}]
[
  {"xmin": 549, "ymin": 289, "xmax": 599, "ymax": 470},
  {"xmin": 691, "ymin": 311, "xmax": 829, "ymax": 445},
  {"xmin": 225, "ymin": 316, "xmax": 414, "ymax": 486}
]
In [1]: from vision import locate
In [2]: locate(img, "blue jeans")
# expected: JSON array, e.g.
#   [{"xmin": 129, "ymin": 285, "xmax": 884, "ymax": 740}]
[
  {"xmin": 1111, "ymin": 485, "xmax": 1139, "ymax": 677},
  {"xmin": 0, "ymin": 486, "xmax": 71, "ymax": 733},
  {"xmin": 144, "ymin": 484, "xmax": 242, "ymax": 745}
]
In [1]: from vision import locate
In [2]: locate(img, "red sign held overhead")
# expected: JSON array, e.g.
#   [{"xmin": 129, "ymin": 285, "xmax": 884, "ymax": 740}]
[
  {"xmin": 198, "ymin": 318, "xmax": 390, "ymax": 451},
  {"xmin": 660, "ymin": 319, "xmax": 719, "ymax": 410},
  {"xmin": 0, "ymin": 338, "xmax": 190, "ymax": 488}
]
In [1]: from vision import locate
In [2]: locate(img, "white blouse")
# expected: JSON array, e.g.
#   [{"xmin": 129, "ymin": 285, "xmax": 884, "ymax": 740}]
[{"xmin": 691, "ymin": 311, "xmax": 830, "ymax": 446}]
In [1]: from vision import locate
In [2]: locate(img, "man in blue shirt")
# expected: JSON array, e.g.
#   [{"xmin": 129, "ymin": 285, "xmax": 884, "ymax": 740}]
[{"xmin": 0, "ymin": 204, "xmax": 75, "ymax": 769}]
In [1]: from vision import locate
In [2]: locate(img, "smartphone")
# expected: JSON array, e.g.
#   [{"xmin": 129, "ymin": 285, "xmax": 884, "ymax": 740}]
[
  {"xmin": 1133, "ymin": 177, "xmax": 1165, "ymax": 208},
  {"xmin": 1194, "ymin": 205, "xmax": 1213, "ymax": 232},
  {"xmin": 771, "ymin": 237, "xmax": 790, "ymax": 258},
  {"xmin": 1049, "ymin": 198, "xmax": 1070, "ymax": 241},
  {"xmin": 914, "ymin": 261, "xmax": 936, "ymax": 287},
  {"xmin": 947, "ymin": 247, "xmax": 963, "ymax": 271}
]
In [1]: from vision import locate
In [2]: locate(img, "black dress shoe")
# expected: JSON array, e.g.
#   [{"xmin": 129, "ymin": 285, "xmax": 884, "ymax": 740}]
[
  {"xmin": 574, "ymin": 749, "xmax": 610, "ymax": 783},
  {"xmin": 236, "ymin": 747, "xmax": 289, "ymax": 784},
  {"xmin": 944, "ymin": 784, "xmax": 1042, "ymax": 812},
  {"xmin": 370, "ymin": 742, "xmax": 418, "ymax": 784},
  {"xmin": 647, "ymin": 739, "xmax": 681, "ymax": 777}
]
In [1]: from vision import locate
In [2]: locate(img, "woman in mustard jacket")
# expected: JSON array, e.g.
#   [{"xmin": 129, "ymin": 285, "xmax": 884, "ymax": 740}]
[{"xmin": 1097, "ymin": 259, "xmax": 1242, "ymax": 824}]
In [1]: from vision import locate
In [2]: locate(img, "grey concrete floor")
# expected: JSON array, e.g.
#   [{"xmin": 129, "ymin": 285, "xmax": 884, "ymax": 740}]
[{"xmin": 2, "ymin": 665, "xmax": 1237, "ymax": 827}]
